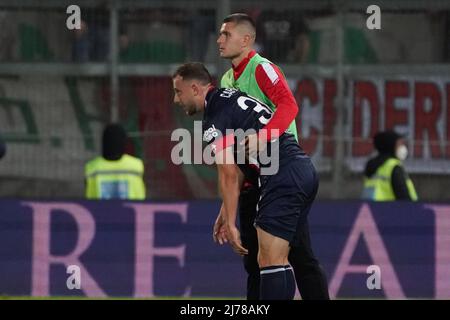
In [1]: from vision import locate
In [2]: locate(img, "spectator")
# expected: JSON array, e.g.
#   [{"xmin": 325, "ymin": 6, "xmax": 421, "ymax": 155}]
[
  {"xmin": 362, "ymin": 130, "xmax": 418, "ymax": 201},
  {"xmin": 188, "ymin": 9, "xmax": 215, "ymax": 61},
  {"xmin": 0, "ymin": 11, "xmax": 16, "ymax": 61},
  {"xmin": 85, "ymin": 124, "xmax": 145, "ymax": 200},
  {"xmin": 256, "ymin": 10, "xmax": 310, "ymax": 63},
  {"xmin": 72, "ymin": 2, "xmax": 128, "ymax": 62},
  {"xmin": 119, "ymin": 8, "xmax": 186, "ymax": 63}
]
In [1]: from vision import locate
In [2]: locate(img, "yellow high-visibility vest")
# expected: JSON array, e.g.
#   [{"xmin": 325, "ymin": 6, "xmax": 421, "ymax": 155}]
[
  {"xmin": 363, "ymin": 158, "xmax": 418, "ymax": 201},
  {"xmin": 85, "ymin": 154, "xmax": 146, "ymax": 200}
]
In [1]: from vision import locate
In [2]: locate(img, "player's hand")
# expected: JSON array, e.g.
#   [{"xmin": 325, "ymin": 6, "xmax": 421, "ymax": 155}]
[
  {"xmin": 226, "ymin": 224, "xmax": 248, "ymax": 256},
  {"xmin": 213, "ymin": 213, "xmax": 228, "ymax": 245},
  {"xmin": 242, "ymin": 133, "xmax": 267, "ymax": 159}
]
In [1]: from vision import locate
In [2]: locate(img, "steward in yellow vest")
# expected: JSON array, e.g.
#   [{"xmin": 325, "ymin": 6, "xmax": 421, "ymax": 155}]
[
  {"xmin": 85, "ymin": 124, "xmax": 145, "ymax": 200},
  {"xmin": 362, "ymin": 130, "xmax": 417, "ymax": 201}
]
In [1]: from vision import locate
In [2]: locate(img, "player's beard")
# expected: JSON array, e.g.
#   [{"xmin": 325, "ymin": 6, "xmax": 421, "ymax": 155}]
[{"xmin": 185, "ymin": 102, "xmax": 198, "ymax": 116}]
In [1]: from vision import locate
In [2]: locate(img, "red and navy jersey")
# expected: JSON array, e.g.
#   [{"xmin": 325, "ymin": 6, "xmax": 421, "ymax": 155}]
[
  {"xmin": 202, "ymin": 87, "xmax": 306, "ymax": 181},
  {"xmin": 230, "ymin": 50, "xmax": 299, "ymax": 141}
]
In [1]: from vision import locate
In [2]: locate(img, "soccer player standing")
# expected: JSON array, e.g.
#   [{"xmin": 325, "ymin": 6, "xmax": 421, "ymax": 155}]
[
  {"xmin": 216, "ymin": 13, "xmax": 329, "ymax": 300},
  {"xmin": 172, "ymin": 62, "xmax": 324, "ymax": 300}
]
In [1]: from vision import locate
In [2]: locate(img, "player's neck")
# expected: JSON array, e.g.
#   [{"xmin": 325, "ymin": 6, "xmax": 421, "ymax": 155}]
[
  {"xmin": 205, "ymin": 84, "xmax": 214, "ymax": 95},
  {"xmin": 201, "ymin": 84, "xmax": 215, "ymax": 109},
  {"xmin": 231, "ymin": 49, "xmax": 253, "ymax": 68}
]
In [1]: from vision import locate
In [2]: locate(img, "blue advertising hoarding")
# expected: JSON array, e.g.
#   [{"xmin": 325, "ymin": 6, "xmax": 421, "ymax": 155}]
[{"xmin": 0, "ymin": 200, "xmax": 449, "ymax": 299}]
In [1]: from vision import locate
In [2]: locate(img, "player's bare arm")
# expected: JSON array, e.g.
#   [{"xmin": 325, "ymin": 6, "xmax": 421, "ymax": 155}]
[
  {"xmin": 213, "ymin": 170, "xmax": 245, "ymax": 245},
  {"xmin": 213, "ymin": 203, "xmax": 228, "ymax": 244},
  {"xmin": 216, "ymin": 146, "xmax": 247, "ymax": 256}
]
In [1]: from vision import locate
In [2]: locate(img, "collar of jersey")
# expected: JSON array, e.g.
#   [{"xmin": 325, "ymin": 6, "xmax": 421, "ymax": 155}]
[
  {"xmin": 232, "ymin": 50, "xmax": 257, "ymax": 80},
  {"xmin": 205, "ymin": 87, "xmax": 217, "ymax": 109}
]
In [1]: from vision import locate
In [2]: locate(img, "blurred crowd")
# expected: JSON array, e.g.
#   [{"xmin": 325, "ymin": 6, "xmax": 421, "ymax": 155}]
[{"xmin": 0, "ymin": 6, "xmax": 449, "ymax": 64}]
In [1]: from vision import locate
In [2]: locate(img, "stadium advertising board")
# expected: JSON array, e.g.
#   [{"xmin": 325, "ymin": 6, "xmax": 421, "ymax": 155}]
[
  {"xmin": 0, "ymin": 200, "xmax": 449, "ymax": 299},
  {"xmin": 1, "ymin": 76, "xmax": 449, "ymax": 184},
  {"xmin": 295, "ymin": 76, "xmax": 450, "ymax": 173}
]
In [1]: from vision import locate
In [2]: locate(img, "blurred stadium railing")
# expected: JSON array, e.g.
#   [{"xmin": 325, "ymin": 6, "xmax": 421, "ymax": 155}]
[{"xmin": 0, "ymin": 0, "xmax": 450, "ymax": 200}]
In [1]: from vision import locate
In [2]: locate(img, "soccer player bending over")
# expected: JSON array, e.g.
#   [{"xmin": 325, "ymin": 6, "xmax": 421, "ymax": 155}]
[
  {"xmin": 217, "ymin": 13, "xmax": 329, "ymax": 300},
  {"xmin": 172, "ymin": 62, "xmax": 322, "ymax": 300}
]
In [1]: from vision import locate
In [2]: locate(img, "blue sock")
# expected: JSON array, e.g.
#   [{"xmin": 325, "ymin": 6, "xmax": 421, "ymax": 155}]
[
  {"xmin": 260, "ymin": 265, "xmax": 287, "ymax": 300},
  {"xmin": 285, "ymin": 265, "xmax": 296, "ymax": 300}
]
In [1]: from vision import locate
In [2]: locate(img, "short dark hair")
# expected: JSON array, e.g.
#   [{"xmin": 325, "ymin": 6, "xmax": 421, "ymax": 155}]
[
  {"xmin": 172, "ymin": 62, "xmax": 212, "ymax": 85},
  {"xmin": 223, "ymin": 13, "xmax": 256, "ymax": 32}
]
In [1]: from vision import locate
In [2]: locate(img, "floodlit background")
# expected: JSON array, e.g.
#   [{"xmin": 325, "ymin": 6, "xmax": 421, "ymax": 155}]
[{"xmin": 1, "ymin": 0, "xmax": 449, "ymax": 201}]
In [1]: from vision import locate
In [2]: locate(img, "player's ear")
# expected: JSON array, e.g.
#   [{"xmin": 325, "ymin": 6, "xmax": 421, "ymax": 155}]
[
  {"xmin": 242, "ymin": 34, "xmax": 251, "ymax": 46},
  {"xmin": 191, "ymin": 83, "xmax": 199, "ymax": 96}
]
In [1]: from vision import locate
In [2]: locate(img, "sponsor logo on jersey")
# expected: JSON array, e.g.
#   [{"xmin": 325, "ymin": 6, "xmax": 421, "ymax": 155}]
[{"xmin": 203, "ymin": 124, "xmax": 219, "ymax": 142}]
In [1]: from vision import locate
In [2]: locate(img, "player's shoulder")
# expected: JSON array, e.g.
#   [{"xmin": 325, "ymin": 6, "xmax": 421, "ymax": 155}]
[
  {"xmin": 256, "ymin": 59, "xmax": 282, "ymax": 74},
  {"xmin": 205, "ymin": 88, "xmax": 243, "ymax": 119},
  {"xmin": 85, "ymin": 156, "xmax": 102, "ymax": 174},
  {"xmin": 211, "ymin": 87, "xmax": 243, "ymax": 101},
  {"xmin": 122, "ymin": 154, "xmax": 145, "ymax": 171},
  {"xmin": 254, "ymin": 53, "xmax": 277, "ymax": 67},
  {"xmin": 217, "ymin": 87, "xmax": 240, "ymax": 95},
  {"xmin": 218, "ymin": 87, "xmax": 248, "ymax": 105},
  {"xmin": 221, "ymin": 68, "xmax": 233, "ymax": 78},
  {"xmin": 220, "ymin": 68, "xmax": 234, "ymax": 87},
  {"xmin": 255, "ymin": 60, "xmax": 285, "ymax": 86},
  {"xmin": 253, "ymin": 52, "xmax": 282, "ymax": 70},
  {"xmin": 205, "ymin": 88, "xmax": 230, "ymax": 116}
]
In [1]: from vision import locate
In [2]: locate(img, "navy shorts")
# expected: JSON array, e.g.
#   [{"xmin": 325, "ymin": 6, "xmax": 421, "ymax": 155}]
[{"xmin": 254, "ymin": 155, "xmax": 319, "ymax": 247}]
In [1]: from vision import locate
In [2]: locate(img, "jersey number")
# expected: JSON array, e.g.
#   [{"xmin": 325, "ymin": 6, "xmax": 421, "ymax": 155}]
[{"xmin": 237, "ymin": 96, "xmax": 273, "ymax": 125}]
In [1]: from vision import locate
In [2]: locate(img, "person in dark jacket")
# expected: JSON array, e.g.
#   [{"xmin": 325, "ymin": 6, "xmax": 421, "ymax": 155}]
[{"xmin": 362, "ymin": 130, "xmax": 418, "ymax": 201}]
